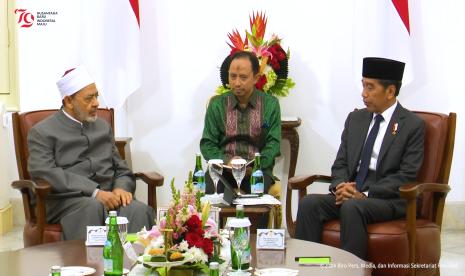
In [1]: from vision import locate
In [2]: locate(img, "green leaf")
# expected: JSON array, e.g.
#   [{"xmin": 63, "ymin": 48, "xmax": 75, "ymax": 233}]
[
  {"xmin": 268, "ymin": 78, "xmax": 295, "ymax": 97},
  {"xmin": 215, "ymin": 86, "xmax": 230, "ymax": 95}
]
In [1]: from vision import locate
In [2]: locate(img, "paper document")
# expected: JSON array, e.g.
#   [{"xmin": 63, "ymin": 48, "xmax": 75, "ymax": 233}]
[{"xmin": 233, "ymin": 194, "xmax": 281, "ymax": 205}]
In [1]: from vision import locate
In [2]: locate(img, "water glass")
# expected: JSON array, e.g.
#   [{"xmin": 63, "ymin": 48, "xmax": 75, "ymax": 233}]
[
  {"xmin": 231, "ymin": 158, "xmax": 247, "ymax": 196},
  {"xmin": 227, "ymin": 218, "xmax": 251, "ymax": 273},
  {"xmin": 208, "ymin": 159, "xmax": 224, "ymax": 196},
  {"xmin": 105, "ymin": 216, "xmax": 128, "ymax": 243}
]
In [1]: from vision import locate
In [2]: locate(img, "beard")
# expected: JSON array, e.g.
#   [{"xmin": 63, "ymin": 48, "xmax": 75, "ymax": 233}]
[{"xmin": 72, "ymin": 102, "xmax": 97, "ymax": 123}]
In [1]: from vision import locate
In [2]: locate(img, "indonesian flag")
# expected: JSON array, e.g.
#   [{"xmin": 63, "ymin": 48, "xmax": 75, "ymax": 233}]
[
  {"xmin": 353, "ymin": 0, "xmax": 412, "ymax": 85},
  {"xmin": 79, "ymin": 0, "xmax": 141, "ymax": 109}
]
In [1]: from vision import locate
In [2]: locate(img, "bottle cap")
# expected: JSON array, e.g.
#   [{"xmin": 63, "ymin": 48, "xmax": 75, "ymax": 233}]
[
  {"xmin": 105, "ymin": 216, "xmax": 129, "ymax": 225},
  {"xmin": 236, "ymin": 204, "xmax": 244, "ymax": 211},
  {"xmin": 50, "ymin": 265, "xmax": 61, "ymax": 272},
  {"xmin": 255, "ymin": 152, "xmax": 261, "ymax": 156},
  {"xmin": 109, "ymin": 210, "xmax": 117, "ymax": 216},
  {"xmin": 209, "ymin": 261, "xmax": 219, "ymax": 269},
  {"xmin": 196, "ymin": 152, "xmax": 201, "ymax": 156},
  {"xmin": 226, "ymin": 218, "xmax": 251, "ymax": 228}
]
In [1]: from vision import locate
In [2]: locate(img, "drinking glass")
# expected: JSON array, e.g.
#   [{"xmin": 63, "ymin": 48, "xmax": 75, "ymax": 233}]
[
  {"xmin": 208, "ymin": 159, "xmax": 224, "ymax": 197},
  {"xmin": 105, "ymin": 216, "xmax": 128, "ymax": 244},
  {"xmin": 231, "ymin": 158, "xmax": 247, "ymax": 196},
  {"xmin": 228, "ymin": 218, "xmax": 251, "ymax": 273}
]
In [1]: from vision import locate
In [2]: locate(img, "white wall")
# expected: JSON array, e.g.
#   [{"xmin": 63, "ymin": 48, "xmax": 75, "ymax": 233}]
[
  {"xmin": 12, "ymin": 0, "xmax": 465, "ymax": 212},
  {"xmin": 0, "ymin": 103, "xmax": 10, "ymax": 208}
]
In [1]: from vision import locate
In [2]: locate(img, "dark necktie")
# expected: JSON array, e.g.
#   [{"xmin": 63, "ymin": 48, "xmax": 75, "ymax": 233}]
[{"xmin": 355, "ymin": 114, "xmax": 384, "ymax": 191}]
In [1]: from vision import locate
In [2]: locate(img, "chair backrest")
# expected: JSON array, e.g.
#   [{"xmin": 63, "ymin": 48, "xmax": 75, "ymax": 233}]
[
  {"xmin": 12, "ymin": 108, "xmax": 115, "ymax": 181},
  {"xmin": 413, "ymin": 111, "xmax": 456, "ymax": 219}
]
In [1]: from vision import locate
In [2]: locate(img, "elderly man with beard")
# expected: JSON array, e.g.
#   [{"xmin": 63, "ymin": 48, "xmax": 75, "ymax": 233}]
[{"xmin": 27, "ymin": 66, "xmax": 154, "ymax": 240}]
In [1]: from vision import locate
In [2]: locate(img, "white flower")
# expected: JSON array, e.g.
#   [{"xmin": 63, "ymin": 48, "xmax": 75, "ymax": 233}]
[
  {"xmin": 178, "ymin": 240, "xmax": 189, "ymax": 252},
  {"xmin": 150, "ymin": 236, "xmax": 164, "ymax": 249},
  {"xmin": 184, "ymin": 246, "xmax": 208, "ymax": 263}
]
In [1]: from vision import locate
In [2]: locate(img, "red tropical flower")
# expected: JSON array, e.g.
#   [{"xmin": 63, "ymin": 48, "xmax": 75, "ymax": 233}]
[{"xmin": 255, "ymin": 75, "xmax": 267, "ymax": 91}]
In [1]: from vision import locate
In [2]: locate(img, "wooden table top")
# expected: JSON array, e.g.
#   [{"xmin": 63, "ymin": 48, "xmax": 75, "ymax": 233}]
[{"xmin": 0, "ymin": 235, "xmax": 371, "ymax": 275}]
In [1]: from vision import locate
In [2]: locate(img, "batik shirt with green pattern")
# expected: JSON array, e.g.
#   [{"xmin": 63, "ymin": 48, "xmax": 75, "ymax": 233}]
[{"xmin": 200, "ymin": 89, "xmax": 281, "ymax": 175}]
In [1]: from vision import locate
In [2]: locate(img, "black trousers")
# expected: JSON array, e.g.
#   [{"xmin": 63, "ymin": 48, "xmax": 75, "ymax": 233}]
[{"xmin": 295, "ymin": 193, "xmax": 405, "ymax": 260}]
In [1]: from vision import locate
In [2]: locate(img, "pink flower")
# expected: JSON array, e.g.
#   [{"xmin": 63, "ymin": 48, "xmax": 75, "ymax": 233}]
[
  {"xmin": 159, "ymin": 217, "xmax": 166, "ymax": 230},
  {"xmin": 187, "ymin": 205, "xmax": 197, "ymax": 216},
  {"xmin": 147, "ymin": 226, "xmax": 161, "ymax": 239},
  {"xmin": 204, "ymin": 218, "xmax": 218, "ymax": 237}
]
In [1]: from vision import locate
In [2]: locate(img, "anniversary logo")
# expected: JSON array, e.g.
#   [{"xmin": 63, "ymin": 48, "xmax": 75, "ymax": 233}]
[{"xmin": 15, "ymin": 9, "xmax": 58, "ymax": 28}]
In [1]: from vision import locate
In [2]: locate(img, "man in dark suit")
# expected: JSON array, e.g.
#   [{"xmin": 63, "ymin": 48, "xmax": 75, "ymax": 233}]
[{"xmin": 295, "ymin": 57, "xmax": 425, "ymax": 260}]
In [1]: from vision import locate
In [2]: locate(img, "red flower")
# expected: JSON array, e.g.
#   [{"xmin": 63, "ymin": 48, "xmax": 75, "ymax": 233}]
[
  {"xmin": 255, "ymin": 75, "xmax": 267, "ymax": 91},
  {"xmin": 269, "ymin": 44, "xmax": 286, "ymax": 61},
  {"xmin": 270, "ymin": 58, "xmax": 281, "ymax": 71},
  {"xmin": 201, "ymin": 238, "xmax": 213, "ymax": 255},
  {"xmin": 186, "ymin": 215, "xmax": 201, "ymax": 231},
  {"xmin": 185, "ymin": 231, "xmax": 202, "ymax": 248}
]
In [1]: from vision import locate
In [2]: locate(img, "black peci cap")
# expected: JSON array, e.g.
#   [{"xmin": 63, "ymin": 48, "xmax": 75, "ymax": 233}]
[{"xmin": 362, "ymin": 57, "xmax": 405, "ymax": 81}]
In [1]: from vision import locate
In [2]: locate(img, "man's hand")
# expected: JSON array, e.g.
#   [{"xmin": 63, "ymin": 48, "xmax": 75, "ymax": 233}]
[
  {"xmin": 335, "ymin": 182, "xmax": 366, "ymax": 205},
  {"xmin": 96, "ymin": 190, "xmax": 121, "ymax": 210},
  {"xmin": 112, "ymin": 188, "xmax": 133, "ymax": 207}
]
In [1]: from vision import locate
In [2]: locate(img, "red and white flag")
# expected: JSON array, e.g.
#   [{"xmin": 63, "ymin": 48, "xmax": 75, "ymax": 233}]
[
  {"xmin": 79, "ymin": 0, "xmax": 141, "ymax": 109},
  {"xmin": 353, "ymin": 0, "xmax": 412, "ymax": 85}
]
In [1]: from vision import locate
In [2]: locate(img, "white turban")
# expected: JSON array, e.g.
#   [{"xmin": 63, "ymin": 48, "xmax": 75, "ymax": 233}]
[{"xmin": 56, "ymin": 66, "xmax": 94, "ymax": 99}]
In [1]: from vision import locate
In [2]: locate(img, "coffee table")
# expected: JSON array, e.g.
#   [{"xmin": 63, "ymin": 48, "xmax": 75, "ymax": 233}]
[{"xmin": 0, "ymin": 235, "xmax": 371, "ymax": 275}]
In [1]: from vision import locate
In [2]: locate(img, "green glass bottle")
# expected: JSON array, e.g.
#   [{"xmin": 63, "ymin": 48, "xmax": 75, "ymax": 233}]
[
  {"xmin": 250, "ymin": 153, "xmax": 264, "ymax": 196},
  {"xmin": 103, "ymin": 211, "xmax": 124, "ymax": 276},
  {"xmin": 231, "ymin": 205, "xmax": 251, "ymax": 270},
  {"xmin": 50, "ymin": 265, "xmax": 61, "ymax": 276},
  {"xmin": 209, "ymin": 261, "xmax": 220, "ymax": 276},
  {"xmin": 193, "ymin": 153, "xmax": 206, "ymax": 195}
]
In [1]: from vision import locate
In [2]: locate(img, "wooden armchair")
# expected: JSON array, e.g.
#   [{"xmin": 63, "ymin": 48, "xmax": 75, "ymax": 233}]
[
  {"xmin": 11, "ymin": 108, "xmax": 164, "ymax": 247},
  {"xmin": 286, "ymin": 111, "xmax": 456, "ymax": 276}
]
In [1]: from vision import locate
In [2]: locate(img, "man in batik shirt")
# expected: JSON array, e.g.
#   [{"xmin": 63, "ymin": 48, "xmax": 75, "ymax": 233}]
[{"xmin": 200, "ymin": 51, "xmax": 281, "ymax": 194}]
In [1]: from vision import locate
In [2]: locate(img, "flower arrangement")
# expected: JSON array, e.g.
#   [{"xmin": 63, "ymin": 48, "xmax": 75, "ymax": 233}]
[
  {"xmin": 136, "ymin": 173, "xmax": 221, "ymax": 272},
  {"xmin": 217, "ymin": 11, "xmax": 295, "ymax": 97}
]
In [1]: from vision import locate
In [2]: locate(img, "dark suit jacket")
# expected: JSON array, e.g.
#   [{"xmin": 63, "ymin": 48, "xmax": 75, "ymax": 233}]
[{"xmin": 329, "ymin": 103, "xmax": 425, "ymax": 201}]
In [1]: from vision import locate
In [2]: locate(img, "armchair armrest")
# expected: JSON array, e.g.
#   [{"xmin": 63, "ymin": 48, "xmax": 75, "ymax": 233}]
[
  {"xmin": 399, "ymin": 182, "xmax": 451, "ymax": 200},
  {"xmin": 399, "ymin": 182, "xmax": 450, "ymax": 266},
  {"xmin": 11, "ymin": 179, "xmax": 51, "ymax": 244},
  {"xmin": 288, "ymin": 174, "xmax": 332, "ymax": 190},
  {"xmin": 135, "ymin": 172, "xmax": 164, "ymax": 209},
  {"xmin": 286, "ymin": 174, "xmax": 331, "ymax": 238},
  {"xmin": 400, "ymin": 182, "xmax": 450, "ymax": 227},
  {"xmin": 115, "ymin": 137, "xmax": 133, "ymax": 169}
]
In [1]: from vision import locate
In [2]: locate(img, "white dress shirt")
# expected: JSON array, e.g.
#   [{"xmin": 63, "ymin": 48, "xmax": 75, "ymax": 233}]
[{"xmin": 365, "ymin": 101, "xmax": 398, "ymax": 171}]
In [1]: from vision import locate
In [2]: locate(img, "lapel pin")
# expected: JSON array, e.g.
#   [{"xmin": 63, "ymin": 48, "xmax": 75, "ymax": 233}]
[{"xmin": 392, "ymin": 122, "xmax": 398, "ymax": 135}]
